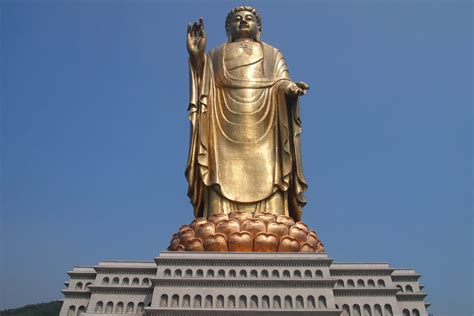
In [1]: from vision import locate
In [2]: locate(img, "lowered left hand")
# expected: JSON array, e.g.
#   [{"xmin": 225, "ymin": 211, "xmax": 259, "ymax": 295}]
[{"xmin": 286, "ymin": 81, "xmax": 310, "ymax": 97}]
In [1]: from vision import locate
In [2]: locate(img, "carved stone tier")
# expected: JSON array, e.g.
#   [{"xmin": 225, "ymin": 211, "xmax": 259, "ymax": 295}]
[
  {"xmin": 60, "ymin": 253, "xmax": 431, "ymax": 316},
  {"xmin": 148, "ymin": 252, "xmax": 340, "ymax": 315},
  {"xmin": 168, "ymin": 212, "xmax": 325, "ymax": 253}
]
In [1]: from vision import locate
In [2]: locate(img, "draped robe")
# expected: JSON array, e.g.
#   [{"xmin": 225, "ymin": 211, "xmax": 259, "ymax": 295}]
[{"xmin": 185, "ymin": 41, "xmax": 308, "ymax": 221}]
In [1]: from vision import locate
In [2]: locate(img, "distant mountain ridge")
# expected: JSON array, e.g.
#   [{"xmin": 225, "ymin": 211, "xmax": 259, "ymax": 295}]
[{"xmin": 0, "ymin": 301, "xmax": 62, "ymax": 316}]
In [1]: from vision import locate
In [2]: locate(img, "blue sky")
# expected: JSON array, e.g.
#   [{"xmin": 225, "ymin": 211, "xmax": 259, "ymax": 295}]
[{"xmin": 0, "ymin": 1, "xmax": 472, "ymax": 315}]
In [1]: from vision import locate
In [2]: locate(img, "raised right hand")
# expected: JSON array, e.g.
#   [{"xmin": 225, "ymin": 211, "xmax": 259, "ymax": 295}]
[{"xmin": 187, "ymin": 17, "xmax": 206, "ymax": 59}]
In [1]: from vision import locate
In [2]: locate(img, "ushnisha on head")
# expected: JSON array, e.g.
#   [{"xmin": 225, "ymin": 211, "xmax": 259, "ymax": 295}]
[{"xmin": 225, "ymin": 6, "xmax": 262, "ymax": 42}]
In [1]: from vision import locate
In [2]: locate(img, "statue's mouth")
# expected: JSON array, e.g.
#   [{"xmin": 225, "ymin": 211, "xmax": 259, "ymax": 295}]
[{"xmin": 239, "ymin": 24, "xmax": 249, "ymax": 29}]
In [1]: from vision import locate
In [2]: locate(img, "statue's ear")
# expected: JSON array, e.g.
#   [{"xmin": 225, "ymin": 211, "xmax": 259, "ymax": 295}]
[
  {"xmin": 256, "ymin": 31, "xmax": 261, "ymax": 42},
  {"xmin": 226, "ymin": 30, "xmax": 232, "ymax": 43}
]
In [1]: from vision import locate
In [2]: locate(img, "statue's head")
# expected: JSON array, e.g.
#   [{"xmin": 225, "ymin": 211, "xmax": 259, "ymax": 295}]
[{"xmin": 225, "ymin": 6, "xmax": 262, "ymax": 42}]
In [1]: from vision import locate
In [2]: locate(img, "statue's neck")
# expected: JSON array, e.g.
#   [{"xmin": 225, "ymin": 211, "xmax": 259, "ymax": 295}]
[{"xmin": 232, "ymin": 38, "xmax": 257, "ymax": 43}]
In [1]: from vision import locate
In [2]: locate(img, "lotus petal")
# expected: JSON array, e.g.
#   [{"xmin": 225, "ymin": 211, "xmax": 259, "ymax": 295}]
[
  {"xmin": 194, "ymin": 222, "xmax": 216, "ymax": 240},
  {"xmin": 276, "ymin": 215, "xmax": 295, "ymax": 227},
  {"xmin": 289, "ymin": 226, "xmax": 307, "ymax": 244},
  {"xmin": 179, "ymin": 234, "xmax": 195, "ymax": 248},
  {"xmin": 267, "ymin": 221, "xmax": 289, "ymax": 240},
  {"xmin": 216, "ymin": 220, "xmax": 240, "ymax": 238},
  {"xmin": 229, "ymin": 211, "xmax": 253, "ymax": 223},
  {"xmin": 179, "ymin": 225, "xmax": 191, "ymax": 233},
  {"xmin": 294, "ymin": 221, "xmax": 309, "ymax": 233},
  {"xmin": 241, "ymin": 219, "xmax": 266, "ymax": 237},
  {"xmin": 300, "ymin": 243, "xmax": 316, "ymax": 252},
  {"xmin": 179, "ymin": 227, "xmax": 194, "ymax": 238},
  {"xmin": 203, "ymin": 233, "xmax": 228, "ymax": 252},
  {"xmin": 228, "ymin": 231, "xmax": 253, "ymax": 252},
  {"xmin": 278, "ymin": 236, "xmax": 300, "ymax": 252},
  {"xmin": 316, "ymin": 242, "xmax": 326, "ymax": 253},
  {"xmin": 306, "ymin": 231, "xmax": 320, "ymax": 247},
  {"xmin": 170, "ymin": 236, "xmax": 180, "ymax": 248},
  {"xmin": 171, "ymin": 244, "xmax": 185, "ymax": 251},
  {"xmin": 207, "ymin": 213, "xmax": 229, "ymax": 225},
  {"xmin": 190, "ymin": 217, "xmax": 207, "ymax": 230},
  {"xmin": 254, "ymin": 212, "xmax": 276, "ymax": 224},
  {"xmin": 254, "ymin": 232, "xmax": 279, "ymax": 252},
  {"xmin": 186, "ymin": 238, "xmax": 205, "ymax": 251}
]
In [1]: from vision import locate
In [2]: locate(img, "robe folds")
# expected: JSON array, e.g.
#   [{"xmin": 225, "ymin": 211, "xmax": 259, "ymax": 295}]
[{"xmin": 185, "ymin": 41, "xmax": 308, "ymax": 221}]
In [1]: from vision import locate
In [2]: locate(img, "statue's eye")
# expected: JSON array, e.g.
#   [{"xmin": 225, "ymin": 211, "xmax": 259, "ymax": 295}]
[
  {"xmin": 246, "ymin": 15, "xmax": 254, "ymax": 21},
  {"xmin": 234, "ymin": 16, "xmax": 242, "ymax": 21}
]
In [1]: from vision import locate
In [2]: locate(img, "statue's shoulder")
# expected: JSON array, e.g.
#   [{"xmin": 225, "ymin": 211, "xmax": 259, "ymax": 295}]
[
  {"xmin": 209, "ymin": 43, "xmax": 227, "ymax": 57},
  {"xmin": 209, "ymin": 42, "xmax": 278, "ymax": 53},
  {"xmin": 260, "ymin": 41, "xmax": 275, "ymax": 49},
  {"xmin": 261, "ymin": 41, "xmax": 282, "ymax": 55}
]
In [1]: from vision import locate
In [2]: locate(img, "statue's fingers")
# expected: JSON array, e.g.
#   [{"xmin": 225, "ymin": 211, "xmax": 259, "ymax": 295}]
[
  {"xmin": 296, "ymin": 81, "xmax": 310, "ymax": 90},
  {"xmin": 199, "ymin": 17, "xmax": 205, "ymax": 36},
  {"xmin": 187, "ymin": 23, "xmax": 192, "ymax": 37},
  {"xmin": 290, "ymin": 85, "xmax": 298, "ymax": 95},
  {"xmin": 192, "ymin": 22, "xmax": 198, "ymax": 36},
  {"xmin": 291, "ymin": 85, "xmax": 305, "ymax": 96}
]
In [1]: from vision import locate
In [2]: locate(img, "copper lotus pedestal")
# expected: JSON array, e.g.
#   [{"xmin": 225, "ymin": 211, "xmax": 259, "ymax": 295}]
[{"xmin": 168, "ymin": 212, "xmax": 325, "ymax": 253}]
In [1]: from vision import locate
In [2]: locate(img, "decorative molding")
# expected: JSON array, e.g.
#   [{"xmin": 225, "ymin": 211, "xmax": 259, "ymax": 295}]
[
  {"xmin": 88, "ymin": 285, "xmax": 153, "ymax": 295},
  {"xmin": 151, "ymin": 278, "xmax": 337, "ymax": 288},
  {"xmin": 333, "ymin": 288, "xmax": 399, "ymax": 296},
  {"xmin": 145, "ymin": 307, "xmax": 342, "ymax": 316},
  {"xmin": 155, "ymin": 259, "xmax": 332, "ymax": 268},
  {"xmin": 67, "ymin": 273, "xmax": 97, "ymax": 280},
  {"xmin": 396, "ymin": 293, "xmax": 427, "ymax": 301},
  {"xmin": 391, "ymin": 275, "xmax": 421, "ymax": 282},
  {"xmin": 330, "ymin": 269, "xmax": 394, "ymax": 277},
  {"xmin": 95, "ymin": 267, "xmax": 156, "ymax": 275},
  {"xmin": 61, "ymin": 291, "xmax": 91, "ymax": 299}
]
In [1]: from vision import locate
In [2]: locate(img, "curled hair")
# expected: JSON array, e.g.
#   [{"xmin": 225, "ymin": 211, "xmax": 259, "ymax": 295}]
[{"xmin": 225, "ymin": 6, "xmax": 262, "ymax": 32}]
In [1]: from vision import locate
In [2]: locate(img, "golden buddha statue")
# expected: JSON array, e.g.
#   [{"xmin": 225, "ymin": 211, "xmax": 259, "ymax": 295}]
[{"xmin": 185, "ymin": 6, "xmax": 309, "ymax": 221}]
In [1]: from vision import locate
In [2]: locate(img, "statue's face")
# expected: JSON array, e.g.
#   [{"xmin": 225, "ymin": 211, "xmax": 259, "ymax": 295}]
[{"xmin": 228, "ymin": 11, "xmax": 259, "ymax": 41}]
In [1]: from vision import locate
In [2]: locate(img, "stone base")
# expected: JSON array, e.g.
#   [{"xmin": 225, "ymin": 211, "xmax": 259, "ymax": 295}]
[
  {"xmin": 147, "ymin": 308, "xmax": 341, "ymax": 315},
  {"xmin": 147, "ymin": 252, "xmax": 338, "ymax": 315},
  {"xmin": 60, "ymin": 252, "xmax": 430, "ymax": 316}
]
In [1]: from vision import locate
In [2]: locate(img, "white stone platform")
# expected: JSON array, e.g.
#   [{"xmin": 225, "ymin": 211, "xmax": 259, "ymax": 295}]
[{"xmin": 60, "ymin": 252, "xmax": 430, "ymax": 316}]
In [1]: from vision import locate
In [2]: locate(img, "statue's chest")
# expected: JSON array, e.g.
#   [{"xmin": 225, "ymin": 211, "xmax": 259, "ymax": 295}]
[{"xmin": 224, "ymin": 42, "xmax": 264, "ymax": 78}]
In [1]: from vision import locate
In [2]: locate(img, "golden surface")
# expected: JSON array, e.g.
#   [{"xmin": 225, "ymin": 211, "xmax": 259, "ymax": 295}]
[
  {"xmin": 186, "ymin": 6, "xmax": 309, "ymax": 221},
  {"xmin": 172, "ymin": 7, "xmax": 324, "ymax": 253}
]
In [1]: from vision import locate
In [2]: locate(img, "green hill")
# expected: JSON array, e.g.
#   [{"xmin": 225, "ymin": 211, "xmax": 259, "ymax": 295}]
[{"xmin": 0, "ymin": 301, "xmax": 62, "ymax": 316}]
